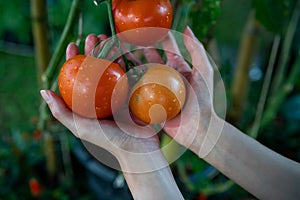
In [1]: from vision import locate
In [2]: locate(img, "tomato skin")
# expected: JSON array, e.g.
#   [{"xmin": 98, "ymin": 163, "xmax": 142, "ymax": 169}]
[
  {"xmin": 129, "ymin": 65, "xmax": 186, "ymax": 124},
  {"xmin": 113, "ymin": 0, "xmax": 173, "ymax": 46},
  {"xmin": 58, "ymin": 55, "xmax": 128, "ymax": 119}
]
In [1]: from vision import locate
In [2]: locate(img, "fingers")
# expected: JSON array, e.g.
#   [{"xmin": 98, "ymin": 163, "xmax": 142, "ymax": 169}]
[
  {"xmin": 40, "ymin": 90, "xmax": 78, "ymax": 136},
  {"xmin": 115, "ymin": 43, "xmax": 143, "ymax": 69},
  {"xmin": 66, "ymin": 34, "xmax": 109, "ymax": 60},
  {"xmin": 162, "ymin": 32, "xmax": 182, "ymax": 58},
  {"xmin": 97, "ymin": 34, "xmax": 108, "ymax": 41},
  {"xmin": 121, "ymin": 44, "xmax": 143, "ymax": 66},
  {"xmin": 66, "ymin": 43, "xmax": 80, "ymax": 60},
  {"xmin": 143, "ymin": 48, "xmax": 164, "ymax": 64},
  {"xmin": 85, "ymin": 34, "xmax": 108, "ymax": 56},
  {"xmin": 184, "ymin": 26, "xmax": 214, "ymax": 97},
  {"xmin": 40, "ymin": 90, "xmax": 115, "ymax": 151},
  {"xmin": 183, "ymin": 27, "xmax": 213, "ymax": 79},
  {"xmin": 162, "ymin": 32, "xmax": 192, "ymax": 78}
]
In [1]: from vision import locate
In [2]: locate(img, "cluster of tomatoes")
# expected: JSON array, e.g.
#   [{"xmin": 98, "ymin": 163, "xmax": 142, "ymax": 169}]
[{"xmin": 58, "ymin": 0, "xmax": 186, "ymax": 125}]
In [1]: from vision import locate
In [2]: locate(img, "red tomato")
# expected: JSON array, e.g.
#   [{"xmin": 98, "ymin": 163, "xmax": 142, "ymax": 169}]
[
  {"xmin": 58, "ymin": 55, "xmax": 128, "ymax": 119},
  {"xmin": 113, "ymin": 0, "xmax": 173, "ymax": 46},
  {"xmin": 129, "ymin": 64, "xmax": 186, "ymax": 124}
]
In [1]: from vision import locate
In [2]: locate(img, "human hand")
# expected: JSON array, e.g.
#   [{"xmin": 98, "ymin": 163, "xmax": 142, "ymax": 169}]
[
  {"xmin": 40, "ymin": 33, "xmax": 188, "ymax": 200},
  {"xmin": 41, "ymin": 34, "xmax": 166, "ymax": 173},
  {"xmin": 143, "ymin": 27, "xmax": 225, "ymax": 157}
]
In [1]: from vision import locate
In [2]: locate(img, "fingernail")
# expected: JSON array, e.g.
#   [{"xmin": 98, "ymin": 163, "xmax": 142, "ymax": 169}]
[
  {"xmin": 185, "ymin": 26, "xmax": 195, "ymax": 37},
  {"xmin": 67, "ymin": 42, "xmax": 76, "ymax": 49},
  {"xmin": 40, "ymin": 90, "xmax": 50, "ymax": 103}
]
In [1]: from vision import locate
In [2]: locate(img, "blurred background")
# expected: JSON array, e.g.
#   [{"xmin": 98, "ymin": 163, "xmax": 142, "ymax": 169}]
[{"xmin": 0, "ymin": 0, "xmax": 299, "ymax": 199}]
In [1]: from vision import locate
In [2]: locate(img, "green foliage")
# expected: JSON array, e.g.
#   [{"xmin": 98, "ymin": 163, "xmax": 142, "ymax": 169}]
[
  {"xmin": 253, "ymin": 0, "xmax": 297, "ymax": 34},
  {"xmin": 189, "ymin": 0, "xmax": 221, "ymax": 40},
  {"xmin": 174, "ymin": 0, "xmax": 221, "ymax": 41}
]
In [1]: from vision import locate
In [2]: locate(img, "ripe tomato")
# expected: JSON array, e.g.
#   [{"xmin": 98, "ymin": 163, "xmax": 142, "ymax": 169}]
[
  {"xmin": 129, "ymin": 64, "xmax": 186, "ymax": 124},
  {"xmin": 113, "ymin": 0, "xmax": 173, "ymax": 46},
  {"xmin": 58, "ymin": 55, "xmax": 128, "ymax": 119}
]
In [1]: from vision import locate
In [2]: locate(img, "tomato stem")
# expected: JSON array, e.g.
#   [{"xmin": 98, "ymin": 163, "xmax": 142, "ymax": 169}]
[
  {"xmin": 103, "ymin": 0, "xmax": 135, "ymax": 72},
  {"xmin": 95, "ymin": 0, "xmax": 137, "ymax": 72},
  {"xmin": 106, "ymin": 0, "xmax": 116, "ymax": 36},
  {"xmin": 95, "ymin": 0, "xmax": 117, "ymax": 59},
  {"xmin": 43, "ymin": 0, "xmax": 83, "ymax": 89}
]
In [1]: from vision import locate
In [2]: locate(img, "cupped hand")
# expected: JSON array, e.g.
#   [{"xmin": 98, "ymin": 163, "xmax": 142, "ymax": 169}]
[
  {"xmin": 41, "ymin": 34, "xmax": 163, "ymax": 172},
  {"xmin": 143, "ymin": 27, "xmax": 222, "ymax": 156}
]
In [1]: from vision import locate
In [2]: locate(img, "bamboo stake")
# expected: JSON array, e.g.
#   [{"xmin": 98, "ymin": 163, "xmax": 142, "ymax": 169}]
[
  {"xmin": 230, "ymin": 10, "xmax": 260, "ymax": 125},
  {"xmin": 30, "ymin": 0, "xmax": 57, "ymax": 179},
  {"xmin": 34, "ymin": 0, "xmax": 83, "ymax": 178},
  {"xmin": 31, "ymin": 0, "xmax": 50, "ymax": 89}
]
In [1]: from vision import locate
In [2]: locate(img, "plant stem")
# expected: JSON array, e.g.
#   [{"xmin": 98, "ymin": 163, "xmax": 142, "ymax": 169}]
[
  {"xmin": 37, "ymin": 0, "xmax": 83, "ymax": 131},
  {"xmin": 76, "ymin": 12, "xmax": 83, "ymax": 46},
  {"xmin": 201, "ymin": 180, "xmax": 234, "ymax": 196},
  {"xmin": 260, "ymin": 52, "xmax": 300, "ymax": 129},
  {"xmin": 259, "ymin": 0, "xmax": 300, "ymax": 130},
  {"xmin": 177, "ymin": 160, "xmax": 234, "ymax": 196},
  {"xmin": 270, "ymin": 0, "xmax": 300, "ymax": 95},
  {"xmin": 249, "ymin": 35, "xmax": 281, "ymax": 138},
  {"xmin": 106, "ymin": 0, "xmax": 116, "ymax": 36},
  {"xmin": 96, "ymin": 0, "xmax": 117, "ymax": 59},
  {"xmin": 43, "ymin": 0, "xmax": 83, "ymax": 89}
]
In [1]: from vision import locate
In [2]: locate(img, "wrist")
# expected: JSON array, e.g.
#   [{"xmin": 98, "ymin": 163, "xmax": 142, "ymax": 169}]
[
  {"xmin": 116, "ymin": 150, "xmax": 184, "ymax": 200},
  {"xmin": 194, "ymin": 113, "xmax": 225, "ymax": 158},
  {"xmin": 116, "ymin": 147, "xmax": 169, "ymax": 173}
]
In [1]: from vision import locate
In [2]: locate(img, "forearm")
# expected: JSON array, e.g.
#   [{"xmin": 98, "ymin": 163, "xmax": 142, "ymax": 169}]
[
  {"xmin": 117, "ymin": 151, "xmax": 184, "ymax": 200},
  {"xmin": 203, "ymin": 120, "xmax": 300, "ymax": 199}
]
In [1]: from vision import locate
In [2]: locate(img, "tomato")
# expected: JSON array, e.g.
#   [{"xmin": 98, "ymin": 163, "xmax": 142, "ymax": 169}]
[
  {"xmin": 129, "ymin": 64, "xmax": 186, "ymax": 124},
  {"xmin": 58, "ymin": 55, "xmax": 128, "ymax": 119},
  {"xmin": 113, "ymin": 0, "xmax": 173, "ymax": 46}
]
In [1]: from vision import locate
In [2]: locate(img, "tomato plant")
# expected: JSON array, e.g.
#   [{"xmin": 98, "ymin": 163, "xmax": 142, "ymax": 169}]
[
  {"xmin": 112, "ymin": 0, "xmax": 173, "ymax": 46},
  {"xmin": 58, "ymin": 55, "xmax": 128, "ymax": 119},
  {"xmin": 129, "ymin": 65, "xmax": 186, "ymax": 124}
]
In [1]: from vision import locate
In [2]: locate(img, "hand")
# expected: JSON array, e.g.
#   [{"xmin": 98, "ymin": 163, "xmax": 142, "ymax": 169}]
[
  {"xmin": 41, "ymin": 34, "xmax": 163, "ymax": 172},
  {"xmin": 143, "ymin": 27, "xmax": 223, "ymax": 156},
  {"xmin": 41, "ymin": 33, "xmax": 184, "ymax": 200}
]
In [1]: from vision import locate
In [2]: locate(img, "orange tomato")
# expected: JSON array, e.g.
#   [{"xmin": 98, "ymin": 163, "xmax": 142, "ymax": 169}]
[{"xmin": 129, "ymin": 64, "xmax": 186, "ymax": 124}]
